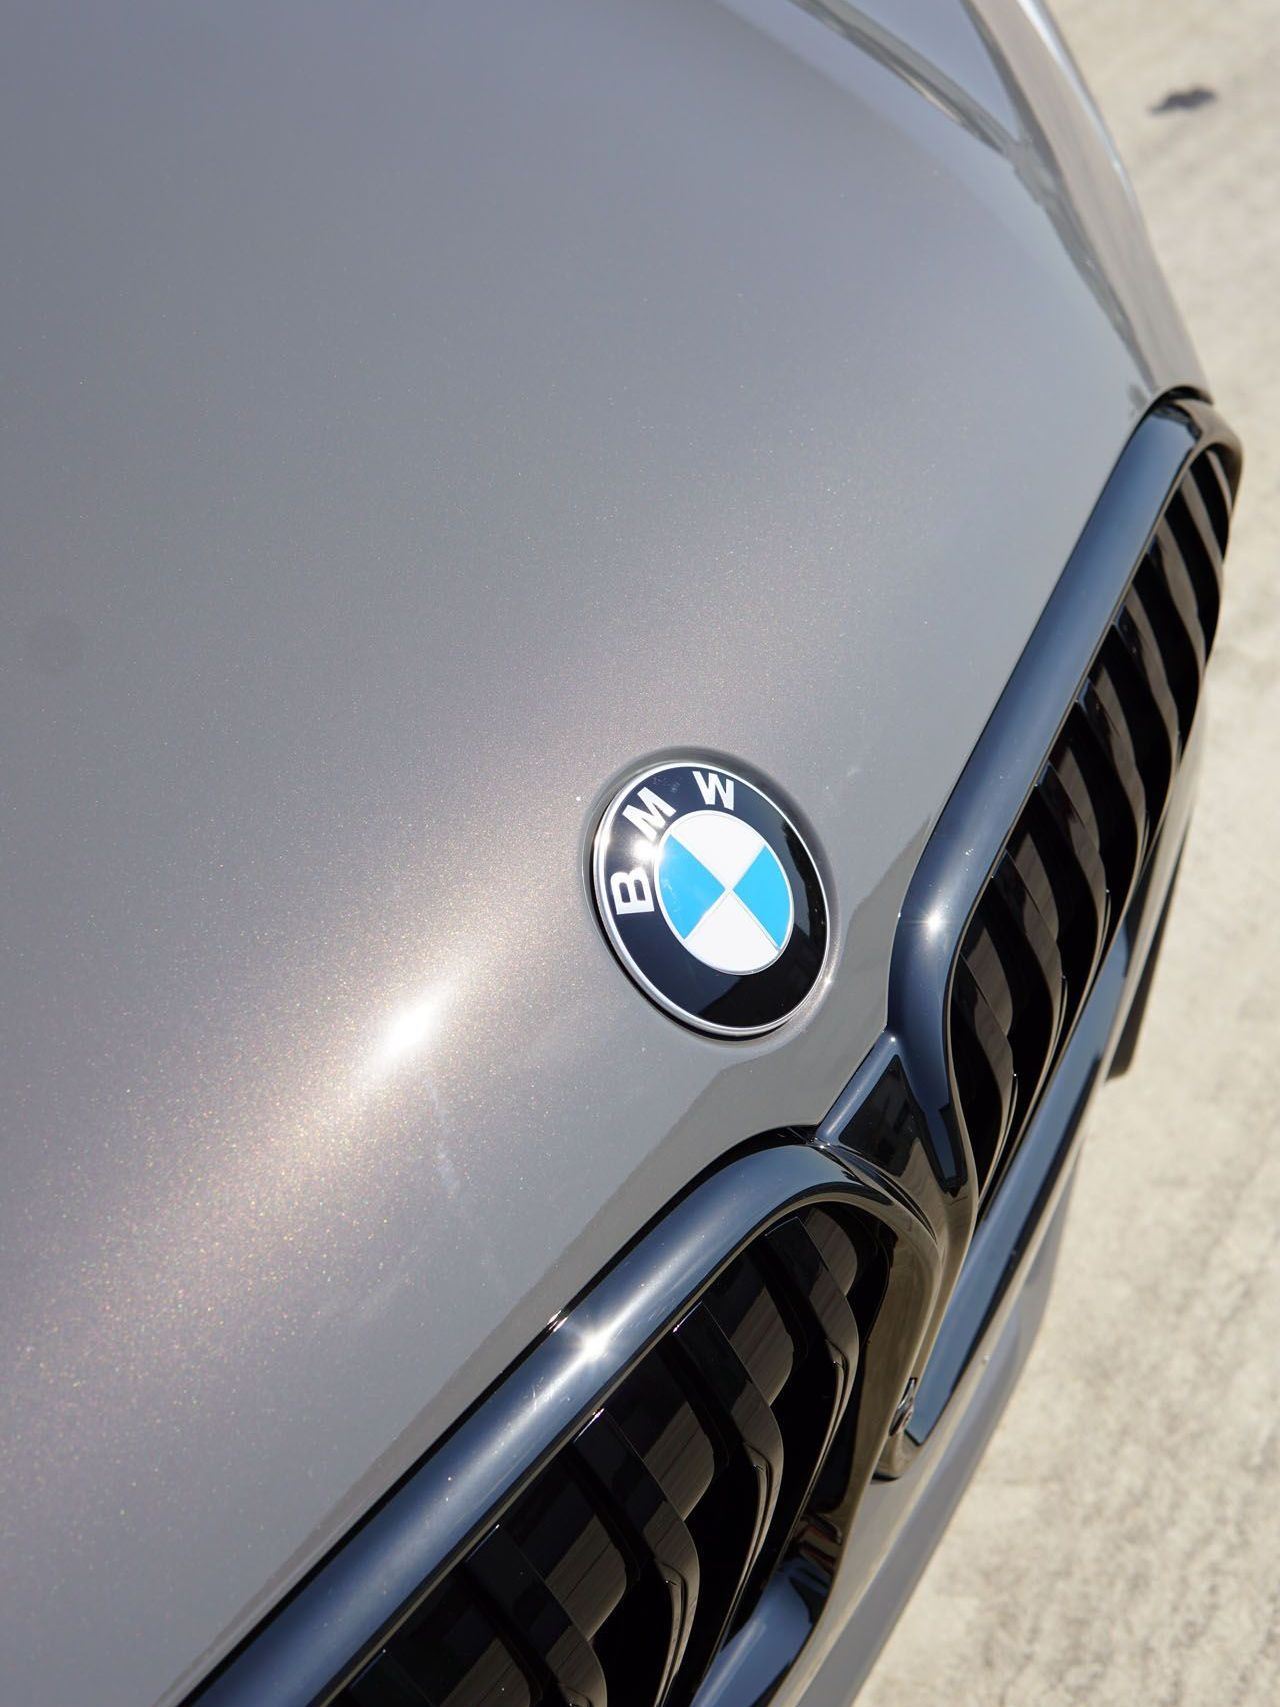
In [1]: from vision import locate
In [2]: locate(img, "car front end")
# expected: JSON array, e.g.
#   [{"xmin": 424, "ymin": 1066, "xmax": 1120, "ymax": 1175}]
[{"xmin": 0, "ymin": 4, "xmax": 1240, "ymax": 1706}]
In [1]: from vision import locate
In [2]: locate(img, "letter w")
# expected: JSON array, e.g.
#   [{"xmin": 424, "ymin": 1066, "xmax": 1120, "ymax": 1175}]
[
  {"xmin": 622, "ymin": 787, "xmax": 677, "ymax": 842},
  {"xmin": 693, "ymin": 770, "xmax": 735, "ymax": 810}
]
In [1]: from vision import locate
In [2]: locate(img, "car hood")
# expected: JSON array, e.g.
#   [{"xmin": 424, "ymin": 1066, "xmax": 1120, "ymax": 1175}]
[{"xmin": 0, "ymin": 3, "xmax": 1197, "ymax": 1703}]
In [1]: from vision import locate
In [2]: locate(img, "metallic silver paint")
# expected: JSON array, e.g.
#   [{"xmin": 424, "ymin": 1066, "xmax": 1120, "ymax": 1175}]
[{"xmin": 0, "ymin": 2, "xmax": 1202, "ymax": 1703}]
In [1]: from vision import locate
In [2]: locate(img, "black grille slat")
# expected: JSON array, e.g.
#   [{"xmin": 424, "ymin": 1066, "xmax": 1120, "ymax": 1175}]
[
  {"xmin": 1170, "ymin": 479, "xmax": 1224, "ymax": 645},
  {"xmin": 951, "ymin": 959, "xmax": 1016, "ymax": 1183},
  {"xmin": 670, "ymin": 1304, "xmax": 786, "ymax": 1544},
  {"xmin": 1056, "ymin": 708, "xmax": 1140, "ymax": 921},
  {"xmin": 802, "ymin": 1207, "xmax": 860, "ymax": 1297},
  {"xmin": 1119, "ymin": 587, "xmax": 1182, "ymax": 753},
  {"xmin": 605, "ymin": 1361, "xmax": 715, "ymax": 1523},
  {"xmin": 1085, "ymin": 663, "xmax": 1149, "ymax": 840},
  {"xmin": 354, "ymin": 1580, "xmax": 534, "ymax": 1707},
  {"xmin": 734, "ymin": 1219, "xmax": 861, "ymax": 1601},
  {"xmin": 1019, "ymin": 791, "xmax": 1102, "ymax": 1027},
  {"xmin": 764, "ymin": 1218, "xmax": 860, "ymax": 1378},
  {"xmin": 992, "ymin": 852, "xmax": 1065, "ymax": 1065},
  {"xmin": 1153, "ymin": 520, "xmax": 1210, "ymax": 673},
  {"xmin": 667, "ymin": 1303, "xmax": 785, "ymax": 1672},
  {"xmin": 1007, "ymin": 812, "xmax": 1059, "ymax": 940},
  {"xmin": 348, "ymin": 1656, "xmax": 434, "ymax": 1707},
  {"xmin": 573, "ymin": 1413, "xmax": 699, "ymax": 1707},
  {"xmin": 1135, "ymin": 550, "xmax": 1202, "ymax": 736},
  {"xmin": 504, "ymin": 1465, "xmax": 629, "ymax": 1643},
  {"xmin": 1040, "ymin": 759, "xmax": 1111, "ymax": 956},
  {"xmin": 962, "ymin": 914, "xmax": 1016, "ymax": 1034},
  {"xmin": 466, "ymin": 1527, "xmax": 609, "ymax": 1707},
  {"xmin": 701, "ymin": 1255, "xmax": 794, "ymax": 1407},
  {"xmin": 1107, "ymin": 613, "xmax": 1177, "ymax": 814},
  {"xmin": 1050, "ymin": 725, "xmax": 1102, "ymax": 852},
  {"xmin": 959, "ymin": 843, "xmax": 1068, "ymax": 1156},
  {"xmin": 950, "ymin": 441, "xmax": 1236, "ymax": 1202},
  {"xmin": 1077, "ymin": 680, "xmax": 1147, "ymax": 902},
  {"xmin": 1195, "ymin": 447, "xmax": 1234, "ymax": 551}
]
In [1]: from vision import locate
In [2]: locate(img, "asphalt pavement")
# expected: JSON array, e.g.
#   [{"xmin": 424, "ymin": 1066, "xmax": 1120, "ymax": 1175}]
[{"xmin": 859, "ymin": 4, "xmax": 1280, "ymax": 1702}]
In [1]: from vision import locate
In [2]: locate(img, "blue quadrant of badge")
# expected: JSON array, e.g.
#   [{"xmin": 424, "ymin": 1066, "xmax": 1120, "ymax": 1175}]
[
  {"xmin": 657, "ymin": 835, "xmax": 727, "ymax": 939},
  {"xmin": 732, "ymin": 845, "xmax": 792, "ymax": 947},
  {"xmin": 658, "ymin": 834, "xmax": 790, "ymax": 947}
]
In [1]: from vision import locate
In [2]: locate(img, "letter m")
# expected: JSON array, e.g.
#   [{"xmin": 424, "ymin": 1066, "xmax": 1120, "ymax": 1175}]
[{"xmin": 622, "ymin": 786, "xmax": 677, "ymax": 842}]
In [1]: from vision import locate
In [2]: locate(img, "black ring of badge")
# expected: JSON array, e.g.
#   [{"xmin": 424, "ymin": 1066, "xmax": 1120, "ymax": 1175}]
[{"xmin": 591, "ymin": 761, "xmax": 829, "ymax": 1036}]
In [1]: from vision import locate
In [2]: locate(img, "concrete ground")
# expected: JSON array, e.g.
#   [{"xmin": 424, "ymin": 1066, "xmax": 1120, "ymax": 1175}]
[{"xmin": 860, "ymin": 4, "xmax": 1280, "ymax": 1704}]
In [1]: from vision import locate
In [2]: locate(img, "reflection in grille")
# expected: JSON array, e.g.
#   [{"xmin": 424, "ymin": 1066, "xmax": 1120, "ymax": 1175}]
[
  {"xmin": 951, "ymin": 444, "xmax": 1236, "ymax": 1198},
  {"xmin": 339, "ymin": 1208, "xmax": 883, "ymax": 1707}
]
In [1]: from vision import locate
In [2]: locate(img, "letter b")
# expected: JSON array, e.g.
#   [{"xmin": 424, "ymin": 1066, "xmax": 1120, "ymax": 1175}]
[{"xmin": 610, "ymin": 868, "xmax": 654, "ymax": 915}]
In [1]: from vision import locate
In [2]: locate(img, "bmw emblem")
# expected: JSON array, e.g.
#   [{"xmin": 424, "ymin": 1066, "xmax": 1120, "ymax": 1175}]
[{"xmin": 591, "ymin": 760, "xmax": 829, "ymax": 1036}]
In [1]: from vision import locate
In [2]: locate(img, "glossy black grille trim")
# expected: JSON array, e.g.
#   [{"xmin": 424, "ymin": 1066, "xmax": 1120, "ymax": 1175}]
[
  {"xmin": 949, "ymin": 426, "xmax": 1239, "ymax": 1202},
  {"xmin": 871, "ymin": 397, "xmax": 1241, "ymax": 1480},
  {"xmin": 190, "ymin": 1145, "xmax": 936, "ymax": 1707},
  {"xmin": 344, "ymin": 1218, "xmax": 872, "ymax": 1707}
]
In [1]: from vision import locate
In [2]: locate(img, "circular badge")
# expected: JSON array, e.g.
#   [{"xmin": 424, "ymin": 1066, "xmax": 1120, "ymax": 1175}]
[{"xmin": 591, "ymin": 761, "xmax": 829, "ymax": 1036}]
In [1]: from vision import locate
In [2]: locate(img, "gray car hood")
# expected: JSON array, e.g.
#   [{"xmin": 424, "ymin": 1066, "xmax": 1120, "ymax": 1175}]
[{"xmin": 0, "ymin": 3, "xmax": 1197, "ymax": 1703}]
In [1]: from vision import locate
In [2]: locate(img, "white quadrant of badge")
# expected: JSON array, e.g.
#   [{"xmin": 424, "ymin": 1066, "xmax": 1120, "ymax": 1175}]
[{"xmin": 655, "ymin": 810, "xmax": 794, "ymax": 974}]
